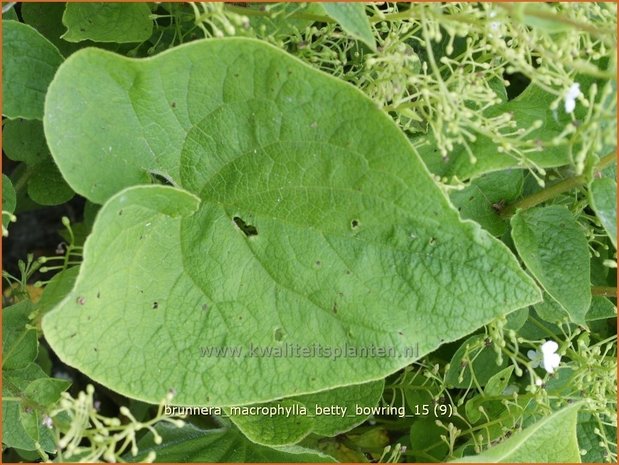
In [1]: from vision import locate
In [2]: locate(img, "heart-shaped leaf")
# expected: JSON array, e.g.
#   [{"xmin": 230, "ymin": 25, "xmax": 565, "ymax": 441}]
[{"xmin": 42, "ymin": 39, "xmax": 540, "ymax": 407}]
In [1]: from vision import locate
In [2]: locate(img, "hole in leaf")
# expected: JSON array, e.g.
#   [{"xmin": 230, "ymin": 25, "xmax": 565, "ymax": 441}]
[
  {"xmin": 273, "ymin": 327, "xmax": 285, "ymax": 342},
  {"xmin": 351, "ymin": 219, "xmax": 359, "ymax": 229},
  {"xmin": 233, "ymin": 216, "xmax": 258, "ymax": 237},
  {"xmin": 149, "ymin": 171, "xmax": 175, "ymax": 186},
  {"xmin": 152, "ymin": 301, "xmax": 159, "ymax": 309}
]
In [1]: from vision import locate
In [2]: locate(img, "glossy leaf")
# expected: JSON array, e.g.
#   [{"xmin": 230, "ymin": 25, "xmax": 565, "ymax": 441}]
[
  {"xmin": 129, "ymin": 423, "xmax": 336, "ymax": 462},
  {"xmin": 511, "ymin": 205, "xmax": 591, "ymax": 325},
  {"xmin": 2, "ymin": 20, "xmax": 63, "ymax": 120},
  {"xmin": 229, "ymin": 381, "xmax": 383, "ymax": 446},
  {"xmin": 62, "ymin": 3, "xmax": 153, "ymax": 43},
  {"xmin": 321, "ymin": 3, "xmax": 376, "ymax": 51},
  {"xmin": 453, "ymin": 402, "xmax": 583, "ymax": 462},
  {"xmin": 43, "ymin": 39, "xmax": 540, "ymax": 407}
]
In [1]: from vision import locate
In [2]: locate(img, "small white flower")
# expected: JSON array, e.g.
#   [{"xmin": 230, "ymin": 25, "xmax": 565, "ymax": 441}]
[
  {"xmin": 42, "ymin": 414, "xmax": 53, "ymax": 429},
  {"xmin": 528, "ymin": 340, "xmax": 562, "ymax": 373},
  {"xmin": 564, "ymin": 83, "xmax": 581, "ymax": 113}
]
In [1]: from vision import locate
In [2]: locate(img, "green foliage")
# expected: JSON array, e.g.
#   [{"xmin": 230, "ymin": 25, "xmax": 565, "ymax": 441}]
[
  {"xmin": 1, "ymin": 2, "xmax": 616, "ymax": 463},
  {"xmin": 454, "ymin": 402, "xmax": 583, "ymax": 462},
  {"xmin": 42, "ymin": 39, "xmax": 541, "ymax": 407},
  {"xmin": 450, "ymin": 170, "xmax": 524, "ymax": 236},
  {"xmin": 62, "ymin": 3, "xmax": 153, "ymax": 43},
  {"xmin": 2, "ymin": 301, "xmax": 71, "ymax": 453},
  {"xmin": 130, "ymin": 422, "xmax": 336, "ymax": 462},
  {"xmin": 2, "ymin": 174, "xmax": 16, "ymax": 236},
  {"xmin": 320, "ymin": 3, "xmax": 376, "ymax": 51},
  {"xmin": 21, "ymin": 2, "xmax": 80, "ymax": 57},
  {"xmin": 3, "ymin": 119, "xmax": 74, "ymax": 206},
  {"xmin": 511, "ymin": 206, "xmax": 591, "ymax": 325},
  {"xmin": 590, "ymin": 172, "xmax": 617, "ymax": 248},
  {"xmin": 2, "ymin": 20, "xmax": 63, "ymax": 120},
  {"xmin": 228, "ymin": 381, "xmax": 384, "ymax": 446}
]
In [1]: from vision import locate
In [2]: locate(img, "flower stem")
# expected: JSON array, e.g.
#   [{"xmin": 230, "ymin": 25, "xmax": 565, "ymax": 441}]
[
  {"xmin": 591, "ymin": 286, "xmax": 617, "ymax": 298},
  {"xmin": 500, "ymin": 152, "xmax": 616, "ymax": 218}
]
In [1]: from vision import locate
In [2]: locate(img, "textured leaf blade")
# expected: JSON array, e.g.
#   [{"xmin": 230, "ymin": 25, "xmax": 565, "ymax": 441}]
[
  {"xmin": 450, "ymin": 169, "xmax": 524, "ymax": 236},
  {"xmin": 589, "ymin": 176, "xmax": 617, "ymax": 248},
  {"xmin": 321, "ymin": 3, "xmax": 376, "ymax": 51},
  {"xmin": 129, "ymin": 423, "xmax": 336, "ymax": 463},
  {"xmin": 228, "ymin": 381, "xmax": 384, "ymax": 446},
  {"xmin": 452, "ymin": 402, "xmax": 583, "ymax": 462},
  {"xmin": 511, "ymin": 205, "xmax": 591, "ymax": 325},
  {"xmin": 2, "ymin": 20, "xmax": 63, "ymax": 120},
  {"xmin": 62, "ymin": 3, "xmax": 153, "ymax": 43},
  {"xmin": 43, "ymin": 39, "xmax": 540, "ymax": 407}
]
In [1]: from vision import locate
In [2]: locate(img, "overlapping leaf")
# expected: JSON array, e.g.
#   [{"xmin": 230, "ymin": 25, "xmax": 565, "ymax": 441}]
[
  {"xmin": 453, "ymin": 402, "xmax": 583, "ymax": 462},
  {"xmin": 62, "ymin": 3, "xmax": 153, "ymax": 43},
  {"xmin": 511, "ymin": 205, "xmax": 591, "ymax": 325},
  {"xmin": 2, "ymin": 20, "xmax": 64, "ymax": 119}
]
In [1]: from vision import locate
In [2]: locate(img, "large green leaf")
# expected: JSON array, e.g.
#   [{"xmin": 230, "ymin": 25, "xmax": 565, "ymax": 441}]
[
  {"xmin": 320, "ymin": 3, "xmax": 376, "ymax": 51},
  {"xmin": 2, "ymin": 20, "xmax": 64, "ymax": 120},
  {"xmin": 453, "ymin": 402, "xmax": 583, "ymax": 462},
  {"xmin": 511, "ymin": 205, "xmax": 591, "ymax": 325},
  {"xmin": 62, "ymin": 3, "xmax": 153, "ymax": 43},
  {"xmin": 129, "ymin": 423, "xmax": 336, "ymax": 462},
  {"xmin": 43, "ymin": 39, "xmax": 540, "ymax": 407},
  {"xmin": 228, "ymin": 381, "xmax": 384, "ymax": 446}
]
